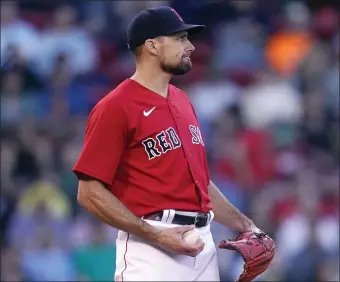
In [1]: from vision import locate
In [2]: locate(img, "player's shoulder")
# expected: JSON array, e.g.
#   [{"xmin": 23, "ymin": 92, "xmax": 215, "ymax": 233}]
[
  {"xmin": 96, "ymin": 79, "xmax": 139, "ymax": 109},
  {"xmin": 101, "ymin": 79, "xmax": 133, "ymax": 103},
  {"xmin": 90, "ymin": 79, "xmax": 135, "ymax": 117}
]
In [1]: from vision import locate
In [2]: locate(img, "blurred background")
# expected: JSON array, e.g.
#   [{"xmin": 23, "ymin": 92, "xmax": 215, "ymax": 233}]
[{"xmin": 0, "ymin": 0, "xmax": 339, "ymax": 281}]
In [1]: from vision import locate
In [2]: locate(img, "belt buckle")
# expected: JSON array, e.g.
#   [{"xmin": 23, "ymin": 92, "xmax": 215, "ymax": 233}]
[{"xmin": 194, "ymin": 212, "xmax": 208, "ymax": 227}]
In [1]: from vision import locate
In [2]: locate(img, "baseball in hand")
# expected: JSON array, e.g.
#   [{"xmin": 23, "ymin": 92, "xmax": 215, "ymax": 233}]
[{"xmin": 182, "ymin": 229, "xmax": 201, "ymax": 245}]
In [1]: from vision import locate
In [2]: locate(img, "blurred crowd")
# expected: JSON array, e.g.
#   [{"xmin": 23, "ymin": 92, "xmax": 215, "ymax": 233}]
[{"xmin": 0, "ymin": 0, "xmax": 339, "ymax": 281}]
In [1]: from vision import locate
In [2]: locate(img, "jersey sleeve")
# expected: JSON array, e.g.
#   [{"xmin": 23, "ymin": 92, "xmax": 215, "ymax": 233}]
[{"xmin": 73, "ymin": 99, "xmax": 128, "ymax": 186}]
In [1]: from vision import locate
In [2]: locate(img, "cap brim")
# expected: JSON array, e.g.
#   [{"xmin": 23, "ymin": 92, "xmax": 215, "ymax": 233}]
[
  {"xmin": 166, "ymin": 24, "xmax": 205, "ymax": 36},
  {"xmin": 181, "ymin": 24, "xmax": 205, "ymax": 35}
]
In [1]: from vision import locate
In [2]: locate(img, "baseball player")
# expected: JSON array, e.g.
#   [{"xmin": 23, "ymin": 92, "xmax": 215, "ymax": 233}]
[{"xmin": 73, "ymin": 6, "xmax": 269, "ymax": 281}]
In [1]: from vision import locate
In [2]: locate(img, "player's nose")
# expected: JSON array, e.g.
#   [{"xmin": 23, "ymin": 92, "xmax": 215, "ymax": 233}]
[{"xmin": 186, "ymin": 40, "xmax": 195, "ymax": 52}]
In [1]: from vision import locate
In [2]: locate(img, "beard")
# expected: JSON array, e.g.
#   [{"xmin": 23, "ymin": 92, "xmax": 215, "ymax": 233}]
[{"xmin": 160, "ymin": 57, "xmax": 192, "ymax": 75}]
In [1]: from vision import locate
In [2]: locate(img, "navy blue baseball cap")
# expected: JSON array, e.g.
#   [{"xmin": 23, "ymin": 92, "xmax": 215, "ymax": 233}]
[{"xmin": 127, "ymin": 6, "xmax": 205, "ymax": 50}]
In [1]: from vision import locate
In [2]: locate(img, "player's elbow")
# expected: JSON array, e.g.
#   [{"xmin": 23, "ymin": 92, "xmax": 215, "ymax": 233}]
[
  {"xmin": 77, "ymin": 177, "xmax": 107, "ymax": 209},
  {"xmin": 77, "ymin": 182, "xmax": 86, "ymax": 206},
  {"xmin": 77, "ymin": 179, "xmax": 93, "ymax": 207}
]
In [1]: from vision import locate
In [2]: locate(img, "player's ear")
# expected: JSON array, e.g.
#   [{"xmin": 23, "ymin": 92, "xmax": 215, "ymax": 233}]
[{"xmin": 145, "ymin": 39, "xmax": 159, "ymax": 56}]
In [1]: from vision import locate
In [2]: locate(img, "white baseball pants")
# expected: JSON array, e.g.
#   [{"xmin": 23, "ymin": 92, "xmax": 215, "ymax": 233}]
[{"xmin": 114, "ymin": 212, "xmax": 220, "ymax": 281}]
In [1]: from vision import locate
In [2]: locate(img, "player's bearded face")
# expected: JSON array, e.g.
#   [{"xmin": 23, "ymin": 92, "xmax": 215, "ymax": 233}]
[
  {"xmin": 158, "ymin": 33, "xmax": 194, "ymax": 76},
  {"xmin": 160, "ymin": 53, "xmax": 192, "ymax": 75}
]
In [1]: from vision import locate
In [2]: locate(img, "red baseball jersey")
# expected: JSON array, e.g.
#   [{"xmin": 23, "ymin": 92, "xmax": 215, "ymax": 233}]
[{"xmin": 73, "ymin": 79, "xmax": 212, "ymax": 217}]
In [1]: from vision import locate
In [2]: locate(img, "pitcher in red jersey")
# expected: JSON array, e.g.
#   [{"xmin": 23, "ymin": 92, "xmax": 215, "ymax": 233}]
[{"xmin": 73, "ymin": 6, "xmax": 257, "ymax": 281}]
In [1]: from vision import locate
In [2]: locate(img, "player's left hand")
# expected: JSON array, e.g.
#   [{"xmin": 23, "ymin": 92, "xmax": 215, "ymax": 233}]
[{"xmin": 219, "ymin": 228, "xmax": 275, "ymax": 282}]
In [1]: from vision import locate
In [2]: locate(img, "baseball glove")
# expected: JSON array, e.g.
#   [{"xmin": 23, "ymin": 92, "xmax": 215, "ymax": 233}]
[{"xmin": 219, "ymin": 227, "xmax": 275, "ymax": 282}]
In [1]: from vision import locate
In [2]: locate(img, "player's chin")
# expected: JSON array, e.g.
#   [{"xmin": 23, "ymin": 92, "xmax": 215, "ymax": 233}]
[
  {"xmin": 162, "ymin": 61, "xmax": 191, "ymax": 75},
  {"xmin": 175, "ymin": 61, "xmax": 192, "ymax": 75},
  {"xmin": 174, "ymin": 66, "xmax": 191, "ymax": 76}
]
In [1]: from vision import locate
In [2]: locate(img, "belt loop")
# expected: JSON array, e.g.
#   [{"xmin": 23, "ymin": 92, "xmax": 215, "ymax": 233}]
[
  {"xmin": 209, "ymin": 210, "xmax": 214, "ymax": 223},
  {"xmin": 167, "ymin": 209, "xmax": 176, "ymax": 224},
  {"xmin": 161, "ymin": 210, "xmax": 169, "ymax": 223}
]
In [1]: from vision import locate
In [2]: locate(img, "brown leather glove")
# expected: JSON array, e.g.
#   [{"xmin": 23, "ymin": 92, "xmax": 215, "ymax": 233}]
[{"xmin": 219, "ymin": 228, "xmax": 275, "ymax": 282}]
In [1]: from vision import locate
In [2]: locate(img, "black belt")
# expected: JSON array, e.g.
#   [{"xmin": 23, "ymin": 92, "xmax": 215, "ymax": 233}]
[{"xmin": 143, "ymin": 211, "xmax": 210, "ymax": 228}]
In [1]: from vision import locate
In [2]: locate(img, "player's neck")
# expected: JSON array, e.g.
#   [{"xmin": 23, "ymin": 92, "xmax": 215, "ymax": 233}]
[{"xmin": 131, "ymin": 65, "xmax": 171, "ymax": 98}]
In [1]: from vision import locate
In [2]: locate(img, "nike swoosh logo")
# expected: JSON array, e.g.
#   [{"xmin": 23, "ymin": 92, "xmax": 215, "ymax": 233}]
[{"xmin": 143, "ymin": 107, "xmax": 156, "ymax": 117}]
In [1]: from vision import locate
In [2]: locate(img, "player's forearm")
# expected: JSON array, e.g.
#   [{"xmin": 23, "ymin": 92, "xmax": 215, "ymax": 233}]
[
  {"xmin": 77, "ymin": 180, "xmax": 162, "ymax": 243},
  {"xmin": 208, "ymin": 181, "xmax": 254, "ymax": 232}
]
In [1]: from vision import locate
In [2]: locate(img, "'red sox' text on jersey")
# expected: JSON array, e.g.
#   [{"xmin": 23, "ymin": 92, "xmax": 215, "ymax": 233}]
[{"xmin": 73, "ymin": 79, "xmax": 212, "ymax": 217}]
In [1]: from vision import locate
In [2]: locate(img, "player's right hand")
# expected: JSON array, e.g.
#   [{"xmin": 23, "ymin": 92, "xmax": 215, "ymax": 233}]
[{"xmin": 156, "ymin": 225, "xmax": 205, "ymax": 257}]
